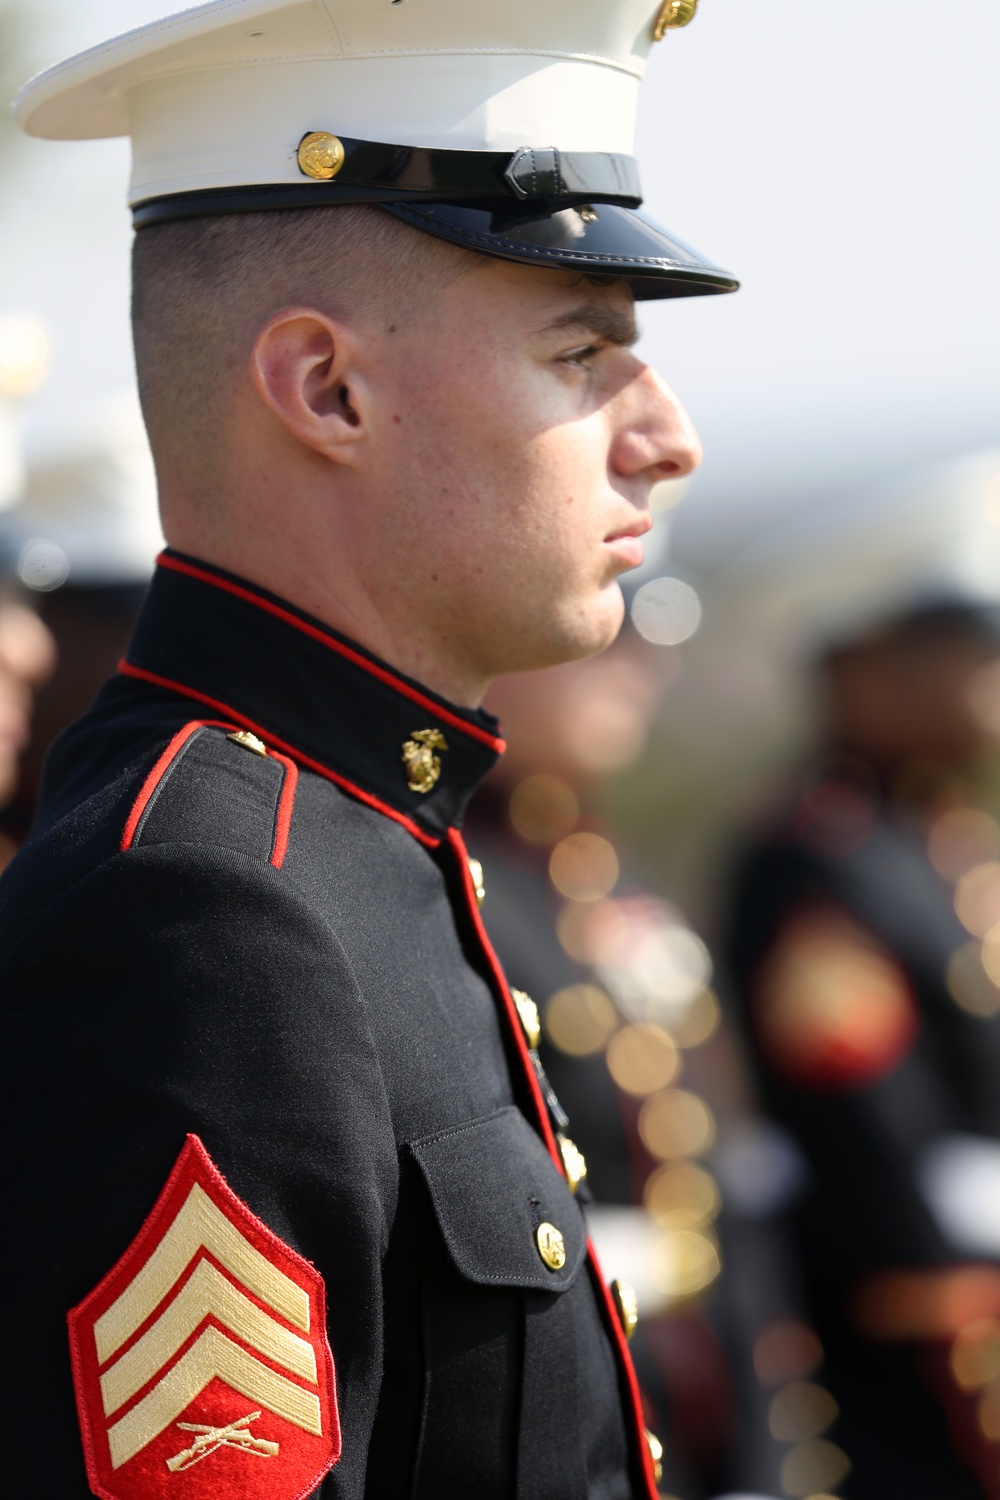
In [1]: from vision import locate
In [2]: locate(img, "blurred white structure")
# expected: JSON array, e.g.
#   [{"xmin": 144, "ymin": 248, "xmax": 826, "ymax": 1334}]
[
  {"xmin": 0, "ymin": 311, "xmax": 49, "ymax": 512},
  {"xmin": 4, "ymin": 389, "xmax": 162, "ymax": 587},
  {"xmin": 730, "ymin": 448, "xmax": 1000, "ymax": 657}
]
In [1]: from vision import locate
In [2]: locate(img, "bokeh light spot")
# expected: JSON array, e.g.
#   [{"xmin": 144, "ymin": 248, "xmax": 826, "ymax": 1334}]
[
  {"xmin": 630, "ymin": 577, "xmax": 703, "ymax": 646},
  {"xmin": 952, "ymin": 1319, "xmax": 1000, "ymax": 1389},
  {"xmin": 955, "ymin": 863, "xmax": 1000, "ymax": 937},
  {"xmin": 549, "ymin": 831, "xmax": 620, "ymax": 902},
  {"xmin": 18, "ymin": 538, "xmax": 69, "ymax": 592},
  {"xmin": 644, "ymin": 1161, "xmax": 720, "ymax": 1230},
  {"xmin": 606, "ymin": 1023, "xmax": 679, "ymax": 1096},
  {"xmin": 671, "ymin": 985, "xmax": 721, "ymax": 1049},
  {"xmin": 929, "ymin": 808, "xmax": 1000, "ymax": 882},
  {"xmin": 0, "ymin": 313, "xmax": 50, "ymax": 400},
  {"xmin": 768, "ymin": 1381, "xmax": 838, "ymax": 1443},
  {"xmin": 946, "ymin": 943, "xmax": 1000, "ymax": 1018},
  {"xmin": 509, "ymin": 773, "xmax": 579, "ymax": 845},
  {"xmin": 543, "ymin": 984, "xmax": 618, "ymax": 1057},
  {"xmin": 779, "ymin": 1439, "xmax": 851, "ymax": 1498},
  {"xmin": 753, "ymin": 1320, "xmax": 824, "ymax": 1387},
  {"xmin": 639, "ymin": 1089, "xmax": 715, "ymax": 1160},
  {"xmin": 652, "ymin": 1228, "xmax": 721, "ymax": 1299}
]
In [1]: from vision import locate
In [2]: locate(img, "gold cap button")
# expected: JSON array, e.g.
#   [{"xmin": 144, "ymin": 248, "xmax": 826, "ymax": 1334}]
[
  {"xmin": 557, "ymin": 1133, "xmax": 588, "ymax": 1195},
  {"xmin": 297, "ymin": 130, "xmax": 346, "ymax": 180},
  {"xmin": 610, "ymin": 1278, "xmax": 639, "ymax": 1340},
  {"xmin": 536, "ymin": 1221, "xmax": 566, "ymax": 1271},
  {"xmin": 226, "ymin": 729, "xmax": 267, "ymax": 757},
  {"xmin": 653, "ymin": 0, "xmax": 698, "ymax": 39},
  {"xmin": 511, "ymin": 988, "xmax": 541, "ymax": 1051}
]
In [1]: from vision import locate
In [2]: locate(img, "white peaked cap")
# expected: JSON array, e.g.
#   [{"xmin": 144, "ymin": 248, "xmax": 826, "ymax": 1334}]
[
  {"xmin": 19, "ymin": 0, "xmax": 663, "ymax": 173},
  {"xmin": 13, "ymin": 0, "xmax": 736, "ymax": 299}
]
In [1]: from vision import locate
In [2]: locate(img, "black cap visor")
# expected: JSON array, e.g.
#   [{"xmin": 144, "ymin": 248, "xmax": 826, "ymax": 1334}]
[
  {"xmin": 382, "ymin": 200, "xmax": 738, "ymax": 300},
  {"xmin": 132, "ymin": 181, "xmax": 737, "ymax": 300}
]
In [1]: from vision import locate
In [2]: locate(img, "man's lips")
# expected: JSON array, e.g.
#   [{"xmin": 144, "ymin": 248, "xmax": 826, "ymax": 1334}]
[{"xmin": 604, "ymin": 520, "xmax": 652, "ymax": 571}]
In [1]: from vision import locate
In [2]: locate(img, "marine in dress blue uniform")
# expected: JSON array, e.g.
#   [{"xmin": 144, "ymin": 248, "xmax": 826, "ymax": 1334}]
[
  {"xmin": 723, "ymin": 601, "xmax": 1000, "ymax": 1500},
  {"xmin": 3, "ymin": 2, "xmax": 737, "ymax": 1496}
]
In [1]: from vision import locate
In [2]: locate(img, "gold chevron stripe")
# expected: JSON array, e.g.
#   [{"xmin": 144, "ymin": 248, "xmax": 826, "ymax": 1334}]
[
  {"xmin": 100, "ymin": 1259, "xmax": 317, "ymax": 1416},
  {"xmin": 95, "ymin": 1184, "xmax": 310, "ymax": 1363},
  {"xmin": 107, "ymin": 1325, "xmax": 322, "ymax": 1470}
]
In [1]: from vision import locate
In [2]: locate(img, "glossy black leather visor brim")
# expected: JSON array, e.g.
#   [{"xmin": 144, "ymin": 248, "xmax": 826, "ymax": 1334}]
[
  {"xmin": 133, "ymin": 191, "xmax": 736, "ymax": 300},
  {"xmin": 382, "ymin": 200, "xmax": 738, "ymax": 300}
]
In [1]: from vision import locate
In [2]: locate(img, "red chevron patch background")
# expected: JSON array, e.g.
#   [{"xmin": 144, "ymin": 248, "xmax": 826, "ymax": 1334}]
[{"xmin": 68, "ymin": 1135, "xmax": 340, "ymax": 1500}]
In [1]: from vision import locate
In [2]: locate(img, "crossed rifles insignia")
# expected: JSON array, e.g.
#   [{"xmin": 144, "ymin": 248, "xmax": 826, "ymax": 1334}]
[
  {"xmin": 68, "ymin": 1135, "xmax": 340, "ymax": 1500},
  {"xmin": 167, "ymin": 1410, "xmax": 278, "ymax": 1471}
]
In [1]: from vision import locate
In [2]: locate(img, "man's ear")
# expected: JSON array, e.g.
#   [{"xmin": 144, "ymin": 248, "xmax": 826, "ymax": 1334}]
[{"xmin": 250, "ymin": 307, "xmax": 368, "ymax": 464}]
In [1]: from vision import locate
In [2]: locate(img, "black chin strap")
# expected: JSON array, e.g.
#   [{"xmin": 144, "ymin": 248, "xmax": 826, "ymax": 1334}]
[{"xmin": 131, "ymin": 137, "xmax": 642, "ymax": 227}]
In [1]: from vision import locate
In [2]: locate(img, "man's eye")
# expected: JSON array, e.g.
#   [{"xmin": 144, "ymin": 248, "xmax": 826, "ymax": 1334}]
[{"xmin": 562, "ymin": 344, "xmax": 601, "ymax": 366}]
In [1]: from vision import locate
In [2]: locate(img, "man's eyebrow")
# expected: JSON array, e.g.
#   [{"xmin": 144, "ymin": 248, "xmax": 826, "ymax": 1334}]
[{"xmin": 537, "ymin": 305, "xmax": 640, "ymax": 347}]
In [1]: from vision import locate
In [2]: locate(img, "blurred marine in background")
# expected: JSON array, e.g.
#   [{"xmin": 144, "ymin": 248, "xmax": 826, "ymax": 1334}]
[{"xmin": 724, "ymin": 571, "xmax": 1000, "ymax": 1497}]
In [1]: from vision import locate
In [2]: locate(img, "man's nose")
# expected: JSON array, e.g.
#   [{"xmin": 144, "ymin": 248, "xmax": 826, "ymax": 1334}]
[{"xmin": 612, "ymin": 365, "xmax": 702, "ymax": 481}]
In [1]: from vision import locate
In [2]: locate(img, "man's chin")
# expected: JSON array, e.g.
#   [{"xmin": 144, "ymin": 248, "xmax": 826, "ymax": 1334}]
[{"xmin": 551, "ymin": 591, "xmax": 626, "ymax": 666}]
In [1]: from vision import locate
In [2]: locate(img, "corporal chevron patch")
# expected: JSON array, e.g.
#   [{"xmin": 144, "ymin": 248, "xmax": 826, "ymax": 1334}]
[{"xmin": 68, "ymin": 1135, "xmax": 340, "ymax": 1500}]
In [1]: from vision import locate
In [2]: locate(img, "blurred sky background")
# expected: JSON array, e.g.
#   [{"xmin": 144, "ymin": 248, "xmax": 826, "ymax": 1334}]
[{"xmin": 1, "ymin": 0, "xmax": 998, "ymax": 911}]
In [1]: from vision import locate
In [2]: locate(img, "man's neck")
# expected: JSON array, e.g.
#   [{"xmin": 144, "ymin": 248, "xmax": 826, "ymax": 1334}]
[{"xmin": 161, "ymin": 528, "xmax": 489, "ymax": 710}]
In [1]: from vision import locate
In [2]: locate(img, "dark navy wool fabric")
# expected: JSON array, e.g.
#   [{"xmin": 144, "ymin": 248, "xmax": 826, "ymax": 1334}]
[{"xmin": 0, "ymin": 554, "xmax": 640, "ymax": 1499}]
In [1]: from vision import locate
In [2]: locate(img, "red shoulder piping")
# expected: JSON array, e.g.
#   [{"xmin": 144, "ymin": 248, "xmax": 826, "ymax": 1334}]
[
  {"xmin": 121, "ymin": 719, "xmax": 204, "ymax": 852},
  {"xmin": 121, "ymin": 718, "xmax": 305, "ymax": 865},
  {"xmin": 118, "ymin": 659, "xmax": 441, "ymax": 850},
  {"xmin": 269, "ymin": 753, "xmax": 298, "ymax": 869},
  {"xmin": 156, "ymin": 552, "xmax": 506, "ymax": 754}
]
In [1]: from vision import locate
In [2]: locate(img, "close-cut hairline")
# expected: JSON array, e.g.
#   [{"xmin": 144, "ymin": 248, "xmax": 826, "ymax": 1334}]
[{"xmin": 131, "ymin": 203, "xmax": 481, "ymax": 484}]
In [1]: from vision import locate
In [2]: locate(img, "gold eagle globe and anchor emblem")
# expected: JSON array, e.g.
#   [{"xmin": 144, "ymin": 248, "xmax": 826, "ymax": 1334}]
[
  {"xmin": 653, "ymin": 0, "xmax": 699, "ymax": 40},
  {"xmin": 401, "ymin": 728, "xmax": 449, "ymax": 794},
  {"xmin": 297, "ymin": 130, "xmax": 346, "ymax": 180}
]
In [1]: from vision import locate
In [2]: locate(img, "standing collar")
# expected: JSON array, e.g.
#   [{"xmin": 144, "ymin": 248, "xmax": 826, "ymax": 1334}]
[{"xmin": 122, "ymin": 551, "xmax": 505, "ymax": 845}]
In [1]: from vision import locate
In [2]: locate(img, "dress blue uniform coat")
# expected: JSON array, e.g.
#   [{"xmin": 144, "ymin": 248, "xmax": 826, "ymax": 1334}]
[{"xmin": 0, "ymin": 551, "xmax": 656, "ymax": 1500}]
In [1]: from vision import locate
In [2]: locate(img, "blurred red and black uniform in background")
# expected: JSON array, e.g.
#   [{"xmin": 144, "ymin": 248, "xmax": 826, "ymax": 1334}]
[{"xmin": 723, "ymin": 601, "xmax": 1000, "ymax": 1500}]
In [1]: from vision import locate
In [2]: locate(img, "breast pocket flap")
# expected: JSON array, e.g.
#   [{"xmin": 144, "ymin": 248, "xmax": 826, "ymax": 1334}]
[{"xmin": 409, "ymin": 1107, "xmax": 587, "ymax": 1292}]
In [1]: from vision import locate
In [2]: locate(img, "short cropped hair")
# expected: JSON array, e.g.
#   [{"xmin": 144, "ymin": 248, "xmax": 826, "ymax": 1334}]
[{"xmin": 131, "ymin": 205, "xmax": 476, "ymax": 480}]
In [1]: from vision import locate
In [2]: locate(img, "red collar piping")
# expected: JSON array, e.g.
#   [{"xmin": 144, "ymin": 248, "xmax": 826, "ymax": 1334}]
[{"xmin": 156, "ymin": 552, "xmax": 505, "ymax": 755}]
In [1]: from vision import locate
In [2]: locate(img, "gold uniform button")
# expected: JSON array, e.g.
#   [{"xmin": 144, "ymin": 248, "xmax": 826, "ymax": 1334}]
[
  {"xmin": 297, "ymin": 130, "xmax": 346, "ymax": 180},
  {"xmin": 226, "ymin": 729, "xmax": 268, "ymax": 757},
  {"xmin": 467, "ymin": 856, "xmax": 486, "ymax": 908},
  {"xmin": 611, "ymin": 1278, "xmax": 639, "ymax": 1341},
  {"xmin": 511, "ymin": 988, "xmax": 541, "ymax": 1051},
  {"xmin": 557, "ymin": 1133, "xmax": 588, "ymax": 1195},
  {"xmin": 645, "ymin": 1429, "xmax": 664, "ymax": 1485},
  {"xmin": 536, "ymin": 1221, "xmax": 566, "ymax": 1271}
]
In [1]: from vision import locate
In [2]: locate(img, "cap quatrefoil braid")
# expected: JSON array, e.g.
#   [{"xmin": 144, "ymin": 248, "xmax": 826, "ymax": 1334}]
[{"xmin": 14, "ymin": 0, "xmax": 738, "ymax": 300}]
